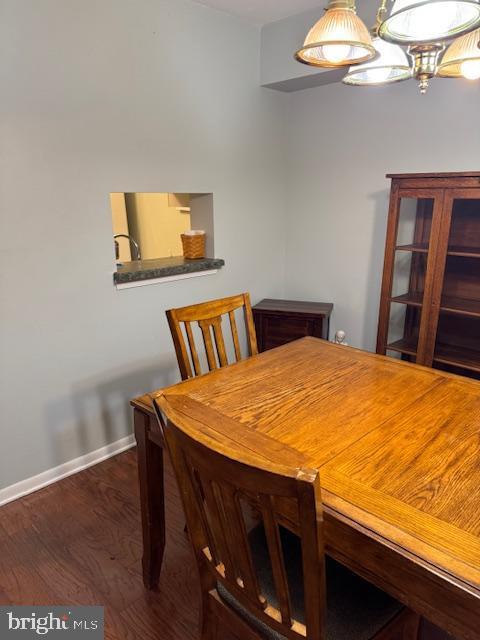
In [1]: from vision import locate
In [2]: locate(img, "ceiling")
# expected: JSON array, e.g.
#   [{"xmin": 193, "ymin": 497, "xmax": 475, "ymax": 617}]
[{"xmin": 191, "ymin": 0, "xmax": 325, "ymax": 25}]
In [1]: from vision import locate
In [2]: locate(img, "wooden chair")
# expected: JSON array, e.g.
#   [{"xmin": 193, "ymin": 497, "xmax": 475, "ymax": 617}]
[
  {"xmin": 166, "ymin": 293, "xmax": 258, "ymax": 380},
  {"xmin": 153, "ymin": 399, "xmax": 421, "ymax": 640}
]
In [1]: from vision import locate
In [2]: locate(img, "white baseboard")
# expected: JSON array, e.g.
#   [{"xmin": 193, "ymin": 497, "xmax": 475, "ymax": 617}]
[{"xmin": 0, "ymin": 434, "xmax": 136, "ymax": 507}]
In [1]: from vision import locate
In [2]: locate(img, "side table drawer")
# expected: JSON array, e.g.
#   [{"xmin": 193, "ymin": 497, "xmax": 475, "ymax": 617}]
[{"xmin": 261, "ymin": 315, "xmax": 325, "ymax": 351}]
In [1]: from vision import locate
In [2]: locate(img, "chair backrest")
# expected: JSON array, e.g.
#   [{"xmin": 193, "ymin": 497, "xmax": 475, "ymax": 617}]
[
  {"xmin": 166, "ymin": 293, "xmax": 258, "ymax": 380},
  {"xmin": 154, "ymin": 399, "xmax": 326, "ymax": 640}
]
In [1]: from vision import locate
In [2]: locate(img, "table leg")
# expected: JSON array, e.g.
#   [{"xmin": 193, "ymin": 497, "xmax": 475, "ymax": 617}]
[{"xmin": 134, "ymin": 408, "xmax": 165, "ymax": 590}]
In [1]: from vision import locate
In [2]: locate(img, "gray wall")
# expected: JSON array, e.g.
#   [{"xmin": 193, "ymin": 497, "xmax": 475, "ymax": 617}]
[
  {"xmin": 0, "ymin": 0, "xmax": 289, "ymax": 488},
  {"xmin": 284, "ymin": 79, "xmax": 480, "ymax": 349}
]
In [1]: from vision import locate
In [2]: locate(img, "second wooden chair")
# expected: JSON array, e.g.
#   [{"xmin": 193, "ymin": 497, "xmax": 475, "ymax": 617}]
[{"xmin": 166, "ymin": 293, "xmax": 258, "ymax": 380}]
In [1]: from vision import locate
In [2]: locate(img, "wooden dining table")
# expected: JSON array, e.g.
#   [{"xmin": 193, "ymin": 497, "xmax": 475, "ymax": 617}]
[{"xmin": 131, "ymin": 337, "xmax": 480, "ymax": 640}]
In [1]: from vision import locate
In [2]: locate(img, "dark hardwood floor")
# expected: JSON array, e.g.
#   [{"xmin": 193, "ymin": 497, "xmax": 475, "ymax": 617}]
[{"xmin": 0, "ymin": 449, "xmax": 452, "ymax": 639}]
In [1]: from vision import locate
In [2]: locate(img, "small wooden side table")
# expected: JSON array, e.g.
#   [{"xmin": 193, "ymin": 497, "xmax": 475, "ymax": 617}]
[{"xmin": 252, "ymin": 299, "xmax": 333, "ymax": 352}]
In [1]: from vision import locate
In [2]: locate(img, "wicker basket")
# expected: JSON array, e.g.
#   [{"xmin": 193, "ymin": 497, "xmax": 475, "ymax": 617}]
[{"xmin": 181, "ymin": 231, "xmax": 206, "ymax": 259}]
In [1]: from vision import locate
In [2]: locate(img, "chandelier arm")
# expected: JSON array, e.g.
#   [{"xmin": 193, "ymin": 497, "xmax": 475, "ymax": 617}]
[{"xmin": 374, "ymin": 0, "xmax": 389, "ymax": 36}]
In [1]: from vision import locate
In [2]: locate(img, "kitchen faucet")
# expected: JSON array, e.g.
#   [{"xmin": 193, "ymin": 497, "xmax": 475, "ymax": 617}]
[{"xmin": 114, "ymin": 234, "xmax": 141, "ymax": 261}]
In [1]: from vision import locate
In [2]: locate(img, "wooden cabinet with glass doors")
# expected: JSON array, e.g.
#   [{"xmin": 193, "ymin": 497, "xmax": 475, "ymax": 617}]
[{"xmin": 377, "ymin": 172, "xmax": 480, "ymax": 379}]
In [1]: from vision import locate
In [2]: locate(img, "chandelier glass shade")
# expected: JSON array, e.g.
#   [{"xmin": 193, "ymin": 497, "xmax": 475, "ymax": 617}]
[
  {"xmin": 295, "ymin": 0, "xmax": 376, "ymax": 68},
  {"xmin": 343, "ymin": 37, "xmax": 412, "ymax": 84},
  {"xmin": 438, "ymin": 27, "xmax": 480, "ymax": 77},
  {"xmin": 379, "ymin": 0, "xmax": 480, "ymax": 44}
]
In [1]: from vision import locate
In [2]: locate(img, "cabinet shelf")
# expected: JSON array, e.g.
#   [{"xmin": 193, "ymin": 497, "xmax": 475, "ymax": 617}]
[
  {"xmin": 438, "ymin": 296, "xmax": 480, "ymax": 318},
  {"xmin": 396, "ymin": 243, "xmax": 429, "ymax": 253},
  {"xmin": 386, "ymin": 339, "xmax": 480, "ymax": 373},
  {"xmin": 386, "ymin": 338, "xmax": 417, "ymax": 357},
  {"xmin": 391, "ymin": 293, "xmax": 423, "ymax": 307},
  {"xmin": 391, "ymin": 294, "xmax": 480, "ymax": 318},
  {"xmin": 433, "ymin": 344, "xmax": 480, "ymax": 373},
  {"xmin": 447, "ymin": 245, "xmax": 480, "ymax": 259},
  {"xmin": 395, "ymin": 244, "xmax": 480, "ymax": 258}
]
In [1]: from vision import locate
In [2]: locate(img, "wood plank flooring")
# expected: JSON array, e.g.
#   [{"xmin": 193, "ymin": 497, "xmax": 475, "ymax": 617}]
[{"xmin": 0, "ymin": 449, "xmax": 453, "ymax": 639}]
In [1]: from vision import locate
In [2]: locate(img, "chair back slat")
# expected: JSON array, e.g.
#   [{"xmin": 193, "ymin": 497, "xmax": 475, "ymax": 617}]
[
  {"xmin": 229, "ymin": 310, "xmax": 242, "ymax": 361},
  {"xmin": 261, "ymin": 494, "xmax": 293, "ymax": 626},
  {"xmin": 199, "ymin": 320, "xmax": 219, "ymax": 371},
  {"xmin": 155, "ymin": 400, "xmax": 326, "ymax": 640},
  {"xmin": 167, "ymin": 314, "xmax": 193, "ymax": 380},
  {"xmin": 184, "ymin": 322, "xmax": 201, "ymax": 376},
  {"xmin": 186, "ymin": 466, "xmax": 222, "ymax": 566},
  {"xmin": 218, "ymin": 483, "xmax": 264, "ymax": 605},
  {"xmin": 244, "ymin": 299, "xmax": 259, "ymax": 356},
  {"xmin": 212, "ymin": 318, "xmax": 228, "ymax": 367},
  {"xmin": 166, "ymin": 293, "xmax": 258, "ymax": 380},
  {"xmin": 200, "ymin": 477, "xmax": 237, "ymax": 578}
]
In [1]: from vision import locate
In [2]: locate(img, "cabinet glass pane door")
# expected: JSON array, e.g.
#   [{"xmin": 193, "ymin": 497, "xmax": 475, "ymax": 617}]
[
  {"xmin": 433, "ymin": 194, "xmax": 480, "ymax": 376},
  {"xmin": 386, "ymin": 196, "xmax": 435, "ymax": 363}
]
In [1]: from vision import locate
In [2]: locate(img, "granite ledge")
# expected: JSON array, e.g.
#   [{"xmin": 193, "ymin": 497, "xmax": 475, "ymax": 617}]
[{"xmin": 113, "ymin": 256, "xmax": 225, "ymax": 284}]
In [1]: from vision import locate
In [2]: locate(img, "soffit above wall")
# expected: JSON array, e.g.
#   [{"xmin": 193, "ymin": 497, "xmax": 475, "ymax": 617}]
[
  {"xmin": 190, "ymin": 0, "xmax": 325, "ymax": 25},
  {"xmin": 190, "ymin": 0, "xmax": 383, "ymax": 93}
]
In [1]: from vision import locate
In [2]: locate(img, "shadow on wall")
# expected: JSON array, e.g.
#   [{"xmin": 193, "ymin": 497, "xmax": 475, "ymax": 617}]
[
  {"xmin": 44, "ymin": 354, "xmax": 180, "ymax": 470},
  {"xmin": 361, "ymin": 188, "xmax": 390, "ymax": 350}
]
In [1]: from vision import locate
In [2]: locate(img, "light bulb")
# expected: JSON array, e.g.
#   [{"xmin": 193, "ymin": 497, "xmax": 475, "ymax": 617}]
[
  {"xmin": 323, "ymin": 44, "xmax": 351, "ymax": 63},
  {"xmin": 461, "ymin": 58, "xmax": 480, "ymax": 79}
]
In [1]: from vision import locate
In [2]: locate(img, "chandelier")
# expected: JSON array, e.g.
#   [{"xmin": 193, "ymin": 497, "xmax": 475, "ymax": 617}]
[{"xmin": 295, "ymin": 0, "xmax": 480, "ymax": 93}]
